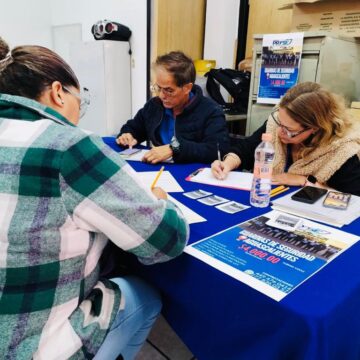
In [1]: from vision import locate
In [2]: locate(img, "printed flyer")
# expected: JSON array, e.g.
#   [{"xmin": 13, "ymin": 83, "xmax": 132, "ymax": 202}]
[
  {"xmin": 257, "ymin": 32, "xmax": 304, "ymax": 104},
  {"xmin": 185, "ymin": 210, "xmax": 359, "ymax": 301}
]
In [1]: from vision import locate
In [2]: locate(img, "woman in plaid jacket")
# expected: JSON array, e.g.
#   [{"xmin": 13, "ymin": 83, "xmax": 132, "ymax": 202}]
[{"xmin": 0, "ymin": 37, "xmax": 189, "ymax": 359}]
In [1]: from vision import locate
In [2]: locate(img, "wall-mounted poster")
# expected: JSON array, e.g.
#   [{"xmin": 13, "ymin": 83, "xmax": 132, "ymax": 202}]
[{"xmin": 257, "ymin": 32, "xmax": 304, "ymax": 104}]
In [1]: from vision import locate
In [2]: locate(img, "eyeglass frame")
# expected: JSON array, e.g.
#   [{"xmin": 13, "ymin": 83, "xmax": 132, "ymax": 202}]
[
  {"xmin": 63, "ymin": 85, "xmax": 90, "ymax": 118},
  {"xmin": 149, "ymin": 83, "xmax": 184, "ymax": 97},
  {"xmin": 270, "ymin": 109, "xmax": 310, "ymax": 138}
]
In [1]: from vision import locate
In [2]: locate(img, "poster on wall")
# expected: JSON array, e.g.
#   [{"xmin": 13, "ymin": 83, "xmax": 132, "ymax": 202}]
[
  {"xmin": 185, "ymin": 210, "xmax": 359, "ymax": 301},
  {"xmin": 257, "ymin": 32, "xmax": 304, "ymax": 104}
]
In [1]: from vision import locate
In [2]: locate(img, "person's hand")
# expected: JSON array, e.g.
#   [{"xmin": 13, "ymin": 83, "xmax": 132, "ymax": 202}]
[
  {"xmin": 116, "ymin": 133, "xmax": 138, "ymax": 148},
  {"xmin": 151, "ymin": 186, "xmax": 167, "ymax": 200},
  {"xmin": 142, "ymin": 145, "xmax": 173, "ymax": 164},
  {"xmin": 272, "ymin": 173, "xmax": 306, "ymax": 186},
  {"xmin": 211, "ymin": 160, "xmax": 232, "ymax": 180}
]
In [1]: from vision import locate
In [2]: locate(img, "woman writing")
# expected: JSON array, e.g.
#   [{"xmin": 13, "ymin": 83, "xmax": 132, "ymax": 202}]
[
  {"xmin": 212, "ymin": 82, "xmax": 360, "ymax": 195},
  {"xmin": 0, "ymin": 37, "xmax": 188, "ymax": 359}
]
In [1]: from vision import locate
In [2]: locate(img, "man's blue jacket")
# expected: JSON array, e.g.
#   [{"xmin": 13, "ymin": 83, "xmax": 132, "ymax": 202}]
[{"xmin": 118, "ymin": 85, "xmax": 230, "ymax": 163}]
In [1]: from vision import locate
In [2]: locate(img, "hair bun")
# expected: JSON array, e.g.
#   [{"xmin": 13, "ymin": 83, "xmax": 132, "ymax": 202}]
[{"xmin": 0, "ymin": 37, "xmax": 10, "ymax": 61}]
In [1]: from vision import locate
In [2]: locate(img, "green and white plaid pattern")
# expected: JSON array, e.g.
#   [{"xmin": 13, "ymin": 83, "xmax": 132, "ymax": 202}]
[{"xmin": 0, "ymin": 94, "xmax": 189, "ymax": 359}]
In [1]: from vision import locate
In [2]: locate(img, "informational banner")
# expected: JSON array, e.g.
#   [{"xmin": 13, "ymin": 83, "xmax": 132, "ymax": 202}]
[
  {"xmin": 185, "ymin": 210, "xmax": 359, "ymax": 301},
  {"xmin": 257, "ymin": 32, "xmax": 304, "ymax": 104}
]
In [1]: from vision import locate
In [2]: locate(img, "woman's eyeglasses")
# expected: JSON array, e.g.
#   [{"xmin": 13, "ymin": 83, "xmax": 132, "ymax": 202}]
[
  {"xmin": 270, "ymin": 110, "xmax": 309, "ymax": 138},
  {"xmin": 63, "ymin": 86, "xmax": 90, "ymax": 118}
]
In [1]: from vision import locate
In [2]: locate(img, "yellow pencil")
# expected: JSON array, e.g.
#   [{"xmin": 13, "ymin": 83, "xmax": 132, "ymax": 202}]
[
  {"xmin": 270, "ymin": 187, "xmax": 290, "ymax": 198},
  {"xmin": 151, "ymin": 166, "xmax": 165, "ymax": 189},
  {"xmin": 270, "ymin": 185, "xmax": 285, "ymax": 195}
]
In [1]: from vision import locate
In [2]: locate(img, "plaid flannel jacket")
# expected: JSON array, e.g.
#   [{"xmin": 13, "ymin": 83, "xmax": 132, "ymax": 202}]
[{"xmin": 0, "ymin": 94, "xmax": 189, "ymax": 359}]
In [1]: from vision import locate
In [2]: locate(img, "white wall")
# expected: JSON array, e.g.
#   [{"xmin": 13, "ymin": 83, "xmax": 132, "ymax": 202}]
[
  {"xmin": 0, "ymin": 0, "xmax": 148, "ymax": 117},
  {"xmin": 0, "ymin": 0, "xmax": 52, "ymax": 48},
  {"xmin": 50, "ymin": 0, "xmax": 147, "ymax": 116},
  {"xmin": 204, "ymin": 0, "xmax": 240, "ymax": 69}
]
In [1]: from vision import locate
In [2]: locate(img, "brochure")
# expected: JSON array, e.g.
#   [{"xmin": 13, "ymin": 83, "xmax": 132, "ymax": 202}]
[{"xmin": 185, "ymin": 210, "xmax": 359, "ymax": 301}]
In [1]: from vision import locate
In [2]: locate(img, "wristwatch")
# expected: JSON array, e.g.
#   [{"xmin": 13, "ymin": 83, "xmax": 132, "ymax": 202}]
[
  {"xmin": 305, "ymin": 175, "xmax": 317, "ymax": 186},
  {"xmin": 170, "ymin": 136, "xmax": 180, "ymax": 154}
]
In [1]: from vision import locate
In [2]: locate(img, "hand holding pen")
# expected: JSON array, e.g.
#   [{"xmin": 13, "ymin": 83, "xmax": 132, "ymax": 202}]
[
  {"xmin": 211, "ymin": 146, "xmax": 240, "ymax": 180},
  {"xmin": 150, "ymin": 166, "xmax": 167, "ymax": 200}
]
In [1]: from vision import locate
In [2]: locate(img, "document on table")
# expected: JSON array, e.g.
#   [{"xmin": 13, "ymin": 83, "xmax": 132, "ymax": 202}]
[
  {"xmin": 137, "ymin": 170, "xmax": 183, "ymax": 192},
  {"xmin": 168, "ymin": 195, "xmax": 206, "ymax": 224},
  {"xmin": 272, "ymin": 190, "xmax": 360, "ymax": 227},
  {"xmin": 186, "ymin": 168, "xmax": 253, "ymax": 191},
  {"xmin": 123, "ymin": 149, "xmax": 174, "ymax": 163},
  {"xmin": 185, "ymin": 210, "xmax": 359, "ymax": 301}
]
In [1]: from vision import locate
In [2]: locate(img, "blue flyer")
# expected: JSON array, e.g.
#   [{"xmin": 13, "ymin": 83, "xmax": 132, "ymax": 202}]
[{"xmin": 185, "ymin": 210, "xmax": 359, "ymax": 301}]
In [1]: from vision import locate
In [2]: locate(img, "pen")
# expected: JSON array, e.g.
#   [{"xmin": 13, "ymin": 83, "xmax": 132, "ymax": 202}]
[
  {"xmin": 270, "ymin": 185, "xmax": 285, "ymax": 195},
  {"xmin": 151, "ymin": 166, "xmax": 165, "ymax": 189},
  {"xmin": 217, "ymin": 143, "xmax": 221, "ymax": 162},
  {"xmin": 270, "ymin": 187, "xmax": 290, "ymax": 198},
  {"xmin": 190, "ymin": 168, "xmax": 202, "ymax": 177}
]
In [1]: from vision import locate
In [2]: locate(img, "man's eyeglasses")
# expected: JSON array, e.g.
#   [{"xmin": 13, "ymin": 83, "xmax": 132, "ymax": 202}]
[
  {"xmin": 150, "ymin": 83, "xmax": 177, "ymax": 97},
  {"xmin": 270, "ymin": 110, "xmax": 309, "ymax": 138},
  {"xmin": 63, "ymin": 86, "xmax": 90, "ymax": 118}
]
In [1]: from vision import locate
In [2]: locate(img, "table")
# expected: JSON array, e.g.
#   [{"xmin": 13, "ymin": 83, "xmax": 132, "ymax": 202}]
[{"xmin": 103, "ymin": 137, "xmax": 360, "ymax": 360}]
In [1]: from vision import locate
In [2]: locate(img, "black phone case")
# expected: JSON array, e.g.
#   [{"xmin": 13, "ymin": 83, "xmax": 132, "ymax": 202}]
[{"xmin": 291, "ymin": 187, "xmax": 327, "ymax": 204}]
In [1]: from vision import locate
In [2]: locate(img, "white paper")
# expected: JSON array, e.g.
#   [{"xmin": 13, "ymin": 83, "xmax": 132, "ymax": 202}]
[
  {"xmin": 215, "ymin": 201, "xmax": 250, "ymax": 214},
  {"xmin": 168, "ymin": 195, "xmax": 206, "ymax": 224},
  {"xmin": 124, "ymin": 149, "xmax": 173, "ymax": 163},
  {"xmin": 198, "ymin": 195, "xmax": 229, "ymax": 206},
  {"xmin": 183, "ymin": 189, "xmax": 213, "ymax": 199},
  {"xmin": 137, "ymin": 170, "xmax": 183, "ymax": 193},
  {"xmin": 188, "ymin": 168, "xmax": 253, "ymax": 191}
]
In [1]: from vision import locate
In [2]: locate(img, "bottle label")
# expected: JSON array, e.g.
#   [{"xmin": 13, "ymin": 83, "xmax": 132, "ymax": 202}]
[{"xmin": 254, "ymin": 163, "xmax": 272, "ymax": 179}]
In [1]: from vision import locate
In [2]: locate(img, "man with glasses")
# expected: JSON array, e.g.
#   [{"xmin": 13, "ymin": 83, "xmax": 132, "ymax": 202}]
[
  {"xmin": 211, "ymin": 82, "xmax": 360, "ymax": 195},
  {"xmin": 117, "ymin": 51, "xmax": 230, "ymax": 164}
]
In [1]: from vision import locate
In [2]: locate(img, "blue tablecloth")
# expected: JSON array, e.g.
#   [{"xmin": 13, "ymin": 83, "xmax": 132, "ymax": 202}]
[{"xmin": 103, "ymin": 137, "xmax": 360, "ymax": 360}]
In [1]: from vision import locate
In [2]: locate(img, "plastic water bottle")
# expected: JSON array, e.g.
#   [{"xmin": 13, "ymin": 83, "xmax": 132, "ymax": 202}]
[{"xmin": 250, "ymin": 133, "xmax": 275, "ymax": 207}]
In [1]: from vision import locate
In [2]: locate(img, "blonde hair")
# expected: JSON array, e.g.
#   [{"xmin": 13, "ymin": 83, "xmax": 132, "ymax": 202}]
[
  {"xmin": 0, "ymin": 37, "xmax": 79, "ymax": 100},
  {"xmin": 279, "ymin": 82, "xmax": 352, "ymax": 156}
]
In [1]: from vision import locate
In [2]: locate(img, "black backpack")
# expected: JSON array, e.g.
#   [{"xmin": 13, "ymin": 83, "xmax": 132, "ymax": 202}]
[{"xmin": 205, "ymin": 68, "xmax": 251, "ymax": 114}]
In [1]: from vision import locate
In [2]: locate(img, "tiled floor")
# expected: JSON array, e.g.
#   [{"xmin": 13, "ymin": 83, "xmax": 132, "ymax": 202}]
[{"xmin": 135, "ymin": 315, "xmax": 195, "ymax": 360}]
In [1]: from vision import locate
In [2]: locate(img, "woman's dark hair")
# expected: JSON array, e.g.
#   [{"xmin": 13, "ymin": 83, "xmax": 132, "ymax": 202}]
[
  {"xmin": 155, "ymin": 51, "xmax": 196, "ymax": 86},
  {"xmin": 0, "ymin": 37, "xmax": 79, "ymax": 100}
]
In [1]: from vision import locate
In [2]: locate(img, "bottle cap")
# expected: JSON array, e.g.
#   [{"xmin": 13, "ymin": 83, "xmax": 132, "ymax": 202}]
[{"xmin": 262, "ymin": 133, "xmax": 272, "ymax": 142}]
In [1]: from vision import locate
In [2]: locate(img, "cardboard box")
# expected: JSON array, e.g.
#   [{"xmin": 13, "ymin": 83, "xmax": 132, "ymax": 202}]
[{"xmin": 285, "ymin": 0, "xmax": 360, "ymax": 37}]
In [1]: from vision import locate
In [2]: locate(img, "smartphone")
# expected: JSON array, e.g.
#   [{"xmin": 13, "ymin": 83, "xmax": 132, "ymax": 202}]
[
  {"xmin": 119, "ymin": 148, "xmax": 141, "ymax": 156},
  {"xmin": 323, "ymin": 191, "xmax": 351, "ymax": 210},
  {"xmin": 291, "ymin": 186, "xmax": 327, "ymax": 204}
]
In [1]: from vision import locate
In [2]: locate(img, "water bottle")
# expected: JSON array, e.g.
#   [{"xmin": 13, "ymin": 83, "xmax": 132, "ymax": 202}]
[{"xmin": 250, "ymin": 133, "xmax": 275, "ymax": 207}]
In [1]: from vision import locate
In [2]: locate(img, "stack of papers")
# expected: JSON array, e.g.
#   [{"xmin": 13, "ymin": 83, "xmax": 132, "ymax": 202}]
[{"xmin": 272, "ymin": 190, "xmax": 360, "ymax": 227}]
